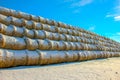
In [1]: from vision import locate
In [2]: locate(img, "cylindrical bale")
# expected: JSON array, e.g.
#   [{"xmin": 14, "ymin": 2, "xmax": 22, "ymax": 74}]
[
  {"xmin": 74, "ymin": 42, "xmax": 82, "ymax": 50},
  {"xmin": 62, "ymin": 28, "xmax": 68, "ymax": 34},
  {"xmin": 69, "ymin": 42, "xmax": 77, "ymax": 50},
  {"xmin": 76, "ymin": 37, "xmax": 82, "ymax": 42},
  {"xmin": 25, "ymin": 38, "xmax": 38, "ymax": 50},
  {"xmin": 37, "ymin": 39, "xmax": 51, "ymax": 50},
  {"xmin": 34, "ymin": 22, "xmax": 43, "ymax": 30},
  {"xmin": 13, "ymin": 26, "xmax": 24, "ymax": 37},
  {"xmin": 13, "ymin": 50, "xmax": 27, "ymax": 66},
  {"xmin": 59, "ymin": 34, "xmax": 66, "ymax": 41},
  {"xmin": 57, "ymin": 41, "xmax": 66, "ymax": 50},
  {"xmin": 0, "ymin": 24, "xmax": 14, "ymax": 36},
  {"xmin": 39, "ymin": 16, "xmax": 46, "ymax": 24},
  {"xmin": 18, "ymin": 11, "xmax": 31, "ymax": 20},
  {"xmin": 24, "ymin": 28, "xmax": 35, "ymax": 38},
  {"xmin": 0, "ymin": 14, "xmax": 12, "ymax": 25},
  {"xmin": 37, "ymin": 50, "xmax": 51, "ymax": 65},
  {"xmin": 67, "ymin": 29, "xmax": 73, "ymax": 35},
  {"xmin": 52, "ymin": 33, "xmax": 60, "ymax": 40},
  {"xmin": 57, "ymin": 27, "xmax": 63, "ymax": 34},
  {"xmin": 64, "ymin": 42, "xmax": 72, "ymax": 50},
  {"xmin": 72, "ymin": 36, "xmax": 77, "ymax": 42},
  {"xmin": 24, "ymin": 20, "xmax": 34, "ymax": 29},
  {"xmin": 78, "ymin": 51, "xmax": 88, "ymax": 61},
  {"xmin": 31, "ymin": 15, "xmax": 39, "ymax": 22},
  {"xmin": 10, "ymin": 10, "xmax": 20, "ymax": 18},
  {"xmin": 0, "ymin": 49, "xmax": 14, "ymax": 68},
  {"xmin": 49, "ymin": 26, "xmax": 57, "ymax": 32},
  {"xmin": 34, "ymin": 30, "xmax": 46, "ymax": 39},
  {"xmin": 26, "ymin": 50, "xmax": 39, "ymax": 65},
  {"xmin": 0, "ymin": 34, "xmax": 26, "ymax": 49},
  {"xmin": 11, "ymin": 17, "xmax": 24, "ymax": 26},
  {"xmin": 65, "ymin": 51, "xmax": 79, "ymax": 62},
  {"xmin": 0, "ymin": 7, "xmax": 11, "ymax": 16},
  {"xmin": 42, "ymin": 24, "xmax": 50, "ymax": 31},
  {"xmin": 46, "ymin": 19, "xmax": 53, "ymax": 25},
  {"xmin": 57, "ymin": 51, "xmax": 67, "ymax": 63},
  {"xmin": 72, "ymin": 30, "xmax": 78, "ymax": 36},
  {"xmin": 49, "ymin": 40, "xmax": 58, "ymax": 50},
  {"xmin": 65, "ymin": 35, "xmax": 73, "ymax": 41},
  {"xmin": 44, "ymin": 31, "xmax": 53, "ymax": 40}
]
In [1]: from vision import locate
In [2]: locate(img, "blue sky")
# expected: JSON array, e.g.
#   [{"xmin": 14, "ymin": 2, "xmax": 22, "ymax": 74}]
[{"xmin": 0, "ymin": 0, "xmax": 120, "ymax": 42}]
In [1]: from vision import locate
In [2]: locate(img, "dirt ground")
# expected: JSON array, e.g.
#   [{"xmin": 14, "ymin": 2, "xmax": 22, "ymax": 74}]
[{"xmin": 0, "ymin": 57, "xmax": 120, "ymax": 80}]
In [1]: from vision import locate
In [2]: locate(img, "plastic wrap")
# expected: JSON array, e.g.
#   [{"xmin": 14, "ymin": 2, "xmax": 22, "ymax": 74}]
[
  {"xmin": 24, "ymin": 28, "xmax": 35, "ymax": 38},
  {"xmin": 0, "ymin": 7, "xmax": 11, "ymax": 16},
  {"xmin": 34, "ymin": 22, "xmax": 43, "ymax": 30},
  {"xmin": 59, "ymin": 34, "xmax": 66, "ymax": 41},
  {"xmin": 44, "ymin": 31, "xmax": 53, "ymax": 40},
  {"xmin": 57, "ymin": 41, "xmax": 66, "ymax": 50},
  {"xmin": 34, "ymin": 30, "xmax": 46, "ymax": 39},
  {"xmin": 0, "ymin": 14, "xmax": 12, "ymax": 25},
  {"xmin": 31, "ymin": 15, "xmax": 39, "ymax": 22},
  {"xmin": 39, "ymin": 16, "xmax": 46, "ymax": 23},
  {"xmin": 69, "ymin": 42, "xmax": 77, "ymax": 50},
  {"xmin": 11, "ymin": 17, "xmax": 24, "ymax": 26},
  {"xmin": 64, "ymin": 42, "xmax": 72, "ymax": 50},
  {"xmin": 24, "ymin": 20, "xmax": 34, "ymax": 29},
  {"xmin": 52, "ymin": 33, "xmax": 60, "ymax": 40},
  {"xmin": 18, "ymin": 11, "xmax": 31, "ymax": 20},
  {"xmin": 49, "ymin": 40, "xmax": 58, "ymax": 50},
  {"xmin": 65, "ymin": 35, "xmax": 73, "ymax": 41}
]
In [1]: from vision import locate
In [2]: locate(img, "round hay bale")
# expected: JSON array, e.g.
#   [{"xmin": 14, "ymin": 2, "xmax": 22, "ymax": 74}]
[
  {"xmin": 37, "ymin": 39, "xmax": 51, "ymax": 50},
  {"xmin": 44, "ymin": 31, "xmax": 53, "ymax": 40},
  {"xmin": 11, "ymin": 17, "xmax": 24, "ymax": 26},
  {"xmin": 52, "ymin": 33, "xmax": 60, "ymax": 40},
  {"xmin": 42, "ymin": 24, "xmax": 50, "ymax": 31},
  {"xmin": 37, "ymin": 50, "xmax": 51, "ymax": 65},
  {"xmin": 69, "ymin": 42, "xmax": 77, "ymax": 50},
  {"xmin": 13, "ymin": 50, "xmax": 27, "ymax": 66},
  {"xmin": 62, "ymin": 28, "xmax": 68, "ymax": 34},
  {"xmin": 74, "ymin": 42, "xmax": 82, "ymax": 50},
  {"xmin": 24, "ymin": 28, "xmax": 35, "ymax": 38},
  {"xmin": 18, "ymin": 11, "xmax": 31, "ymax": 20},
  {"xmin": 24, "ymin": 20, "xmax": 34, "ymax": 29},
  {"xmin": 31, "ymin": 15, "xmax": 39, "ymax": 22},
  {"xmin": 10, "ymin": 10, "xmax": 20, "ymax": 18},
  {"xmin": 57, "ymin": 27, "xmax": 63, "ymax": 34},
  {"xmin": 49, "ymin": 26, "xmax": 57, "ymax": 32},
  {"xmin": 58, "ymin": 51, "xmax": 67, "ymax": 63},
  {"xmin": 67, "ymin": 29, "xmax": 73, "ymax": 35},
  {"xmin": 34, "ymin": 30, "xmax": 46, "ymax": 39},
  {"xmin": 34, "ymin": 22, "xmax": 43, "ymax": 30},
  {"xmin": 26, "ymin": 50, "xmax": 39, "ymax": 65},
  {"xmin": 39, "ymin": 16, "xmax": 46, "ymax": 23},
  {"xmin": 59, "ymin": 34, "xmax": 66, "ymax": 41},
  {"xmin": 57, "ymin": 41, "xmax": 66, "ymax": 50},
  {"xmin": 0, "ymin": 49, "xmax": 14, "ymax": 68},
  {"xmin": 0, "ymin": 7, "xmax": 11, "ymax": 16},
  {"xmin": 25, "ymin": 38, "xmax": 38, "ymax": 50},
  {"xmin": 0, "ymin": 14, "xmax": 12, "ymax": 25},
  {"xmin": 72, "ymin": 36, "xmax": 77, "ymax": 42},
  {"xmin": 76, "ymin": 37, "xmax": 82, "ymax": 42},
  {"xmin": 65, "ymin": 35, "xmax": 73, "ymax": 41},
  {"xmin": 49, "ymin": 40, "xmax": 58, "ymax": 50},
  {"xmin": 0, "ymin": 34, "xmax": 26, "ymax": 49},
  {"xmin": 46, "ymin": 19, "xmax": 53, "ymax": 25},
  {"xmin": 64, "ymin": 42, "xmax": 72, "ymax": 50},
  {"xmin": 13, "ymin": 26, "xmax": 24, "ymax": 37}
]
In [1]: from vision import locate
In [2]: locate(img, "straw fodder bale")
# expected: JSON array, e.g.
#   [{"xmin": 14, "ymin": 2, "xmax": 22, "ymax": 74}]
[
  {"xmin": 57, "ymin": 27, "xmax": 63, "ymax": 34},
  {"xmin": 12, "ymin": 50, "xmax": 27, "ymax": 66},
  {"xmin": 26, "ymin": 50, "xmax": 39, "ymax": 65},
  {"xmin": 64, "ymin": 42, "xmax": 72, "ymax": 50},
  {"xmin": 25, "ymin": 38, "xmax": 38, "ymax": 50},
  {"xmin": 65, "ymin": 51, "xmax": 79, "ymax": 62},
  {"xmin": 0, "ymin": 14, "xmax": 12, "ymax": 25},
  {"xmin": 34, "ymin": 22, "xmax": 43, "ymax": 30},
  {"xmin": 57, "ymin": 51, "xmax": 67, "ymax": 63},
  {"xmin": 11, "ymin": 17, "xmax": 25, "ymax": 26},
  {"xmin": 67, "ymin": 29, "xmax": 73, "ymax": 35},
  {"xmin": 61, "ymin": 28, "xmax": 68, "ymax": 34},
  {"xmin": 72, "ymin": 36, "xmax": 77, "ymax": 42},
  {"xmin": 10, "ymin": 10, "xmax": 20, "ymax": 18},
  {"xmin": 52, "ymin": 33, "xmax": 60, "ymax": 40},
  {"xmin": 74, "ymin": 42, "xmax": 82, "ymax": 50},
  {"xmin": 0, "ymin": 34, "xmax": 26, "ymax": 49},
  {"xmin": 59, "ymin": 34, "xmax": 66, "ymax": 41},
  {"xmin": 69, "ymin": 42, "xmax": 76, "ymax": 50},
  {"xmin": 31, "ymin": 15, "xmax": 39, "ymax": 22},
  {"xmin": 34, "ymin": 30, "xmax": 46, "ymax": 39},
  {"xmin": 42, "ymin": 24, "xmax": 50, "ymax": 31},
  {"xmin": 57, "ymin": 41, "xmax": 66, "ymax": 50},
  {"xmin": 37, "ymin": 50, "xmax": 51, "ymax": 65},
  {"xmin": 72, "ymin": 30, "xmax": 78, "ymax": 36},
  {"xmin": 65, "ymin": 35, "xmax": 73, "ymax": 41},
  {"xmin": 78, "ymin": 51, "xmax": 88, "ymax": 61},
  {"xmin": 13, "ymin": 26, "xmax": 24, "ymax": 37},
  {"xmin": 37, "ymin": 39, "xmax": 51, "ymax": 50},
  {"xmin": 46, "ymin": 19, "xmax": 54, "ymax": 25},
  {"xmin": 39, "ymin": 16, "xmax": 46, "ymax": 23},
  {"xmin": 45, "ymin": 25, "xmax": 57, "ymax": 33},
  {"xmin": 0, "ymin": 7, "xmax": 11, "ymax": 16},
  {"xmin": 18, "ymin": 11, "xmax": 31, "ymax": 20},
  {"xmin": 49, "ymin": 40, "xmax": 58, "ymax": 50},
  {"xmin": 24, "ymin": 28, "xmax": 35, "ymax": 38},
  {"xmin": 24, "ymin": 20, "xmax": 34, "ymax": 29},
  {"xmin": 44, "ymin": 31, "xmax": 53, "ymax": 40},
  {"xmin": 0, "ymin": 49, "xmax": 14, "ymax": 68},
  {"xmin": 76, "ymin": 37, "xmax": 82, "ymax": 42}
]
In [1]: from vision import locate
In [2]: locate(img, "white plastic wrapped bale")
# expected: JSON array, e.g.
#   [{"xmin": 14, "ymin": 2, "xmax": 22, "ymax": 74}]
[
  {"xmin": 46, "ymin": 19, "xmax": 53, "ymax": 25},
  {"xmin": 24, "ymin": 28, "xmax": 35, "ymax": 38},
  {"xmin": 57, "ymin": 27, "xmax": 63, "ymax": 34},
  {"xmin": 0, "ymin": 49, "xmax": 14, "ymax": 68},
  {"xmin": 52, "ymin": 33, "xmax": 60, "ymax": 40},
  {"xmin": 71, "ymin": 36, "xmax": 77, "ymax": 42},
  {"xmin": 34, "ymin": 22, "xmax": 43, "ymax": 30},
  {"xmin": 76, "ymin": 37, "xmax": 82, "ymax": 42},
  {"xmin": 65, "ymin": 35, "xmax": 73, "ymax": 41},
  {"xmin": 25, "ymin": 38, "xmax": 38, "ymax": 50},
  {"xmin": 69, "ymin": 42, "xmax": 77, "ymax": 50},
  {"xmin": 31, "ymin": 15, "xmax": 39, "ymax": 22},
  {"xmin": 34, "ymin": 30, "xmax": 46, "ymax": 39},
  {"xmin": 44, "ymin": 31, "xmax": 53, "ymax": 40},
  {"xmin": 18, "ymin": 11, "xmax": 31, "ymax": 20},
  {"xmin": 10, "ymin": 10, "xmax": 20, "ymax": 18},
  {"xmin": 0, "ymin": 34, "xmax": 26, "ymax": 50},
  {"xmin": 64, "ymin": 42, "xmax": 72, "ymax": 50},
  {"xmin": 61, "ymin": 28, "xmax": 68, "ymax": 34},
  {"xmin": 37, "ymin": 50, "xmax": 51, "ymax": 65},
  {"xmin": 13, "ymin": 25, "xmax": 24, "ymax": 37},
  {"xmin": 74, "ymin": 42, "xmax": 82, "ymax": 50},
  {"xmin": 37, "ymin": 39, "xmax": 51, "ymax": 50},
  {"xmin": 11, "ymin": 17, "xmax": 24, "ymax": 26},
  {"xmin": 0, "ymin": 7, "xmax": 11, "ymax": 16},
  {"xmin": 26, "ymin": 50, "xmax": 39, "ymax": 65},
  {"xmin": 78, "ymin": 51, "xmax": 88, "ymax": 61},
  {"xmin": 0, "ymin": 24, "xmax": 14, "ymax": 36},
  {"xmin": 49, "ymin": 40, "xmax": 58, "ymax": 50},
  {"xmin": 57, "ymin": 51, "xmax": 67, "ymax": 63},
  {"xmin": 67, "ymin": 29, "xmax": 73, "ymax": 35},
  {"xmin": 39, "ymin": 16, "xmax": 46, "ymax": 24},
  {"xmin": 59, "ymin": 34, "xmax": 66, "ymax": 41},
  {"xmin": 48, "ymin": 26, "xmax": 57, "ymax": 32},
  {"xmin": 57, "ymin": 41, "xmax": 66, "ymax": 50},
  {"xmin": 42, "ymin": 24, "xmax": 50, "ymax": 31},
  {"xmin": 13, "ymin": 50, "xmax": 27, "ymax": 66},
  {"xmin": 65, "ymin": 51, "xmax": 79, "ymax": 62},
  {"xmin": 0, "ymin": 14, "xmax": 12, "ymax": 25},
  {"xmin": 24, "ymin": 20, "xmax": 34, "ymax": 29}
]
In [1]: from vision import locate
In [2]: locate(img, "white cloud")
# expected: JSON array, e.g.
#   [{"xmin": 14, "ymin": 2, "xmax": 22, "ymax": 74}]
[
  {"xmin": 114, "ymin": 16, "xmax": 120, "ymax": 21},
  {"xmin": 88, "ymin": 26, "xmax": 95, "ymax": 31},
  {"xmin": 71, "ymin": 0, "xmax": 93, "ymax": 7}
]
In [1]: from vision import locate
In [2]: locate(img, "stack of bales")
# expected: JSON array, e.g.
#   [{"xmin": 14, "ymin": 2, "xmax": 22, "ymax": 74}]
[{"xmin": 0, "ymin": 7, "xmax": 120, "ymax": 68}]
